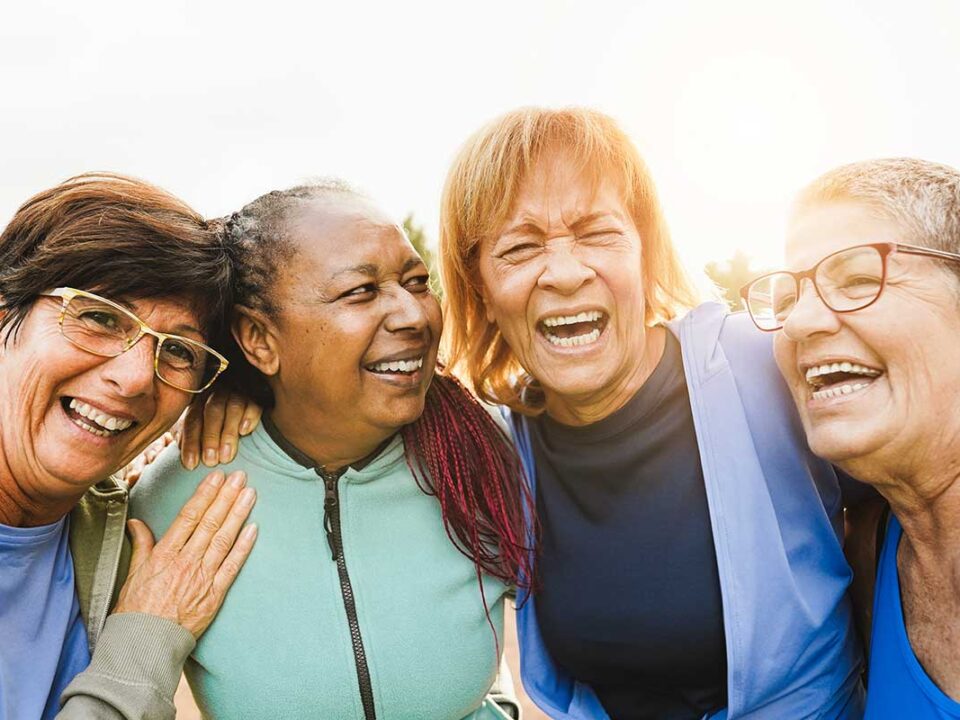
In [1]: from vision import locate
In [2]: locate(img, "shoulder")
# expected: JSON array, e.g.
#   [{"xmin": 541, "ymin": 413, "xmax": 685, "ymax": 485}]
[{"xmin": 128, "ymin": 444, "xmax": 208, "ymax": 539}]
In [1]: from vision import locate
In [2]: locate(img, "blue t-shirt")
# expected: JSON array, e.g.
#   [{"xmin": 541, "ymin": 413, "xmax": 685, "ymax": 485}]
[
  {"xmin": 866, "ymin": 514, "xmax": 960, "ymax": 718},
  {"xmin": 0, "ymin": 516, "xmax": 91, "ymax": 720}
]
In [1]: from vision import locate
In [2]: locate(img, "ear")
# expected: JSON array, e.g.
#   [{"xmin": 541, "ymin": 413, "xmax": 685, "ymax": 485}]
[
  {"xmin": 479, "ymin": 285, "xmax": 496, "ymax": 324},
  {"xmin": 232, "ymin": 305, "xmax": 280, "ymax": 377}
]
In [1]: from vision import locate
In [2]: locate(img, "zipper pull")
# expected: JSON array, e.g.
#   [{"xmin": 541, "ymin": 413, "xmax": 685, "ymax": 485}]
[{"xmin": 321, "ymin": 470, "xmax": 340, "ymax": 561}]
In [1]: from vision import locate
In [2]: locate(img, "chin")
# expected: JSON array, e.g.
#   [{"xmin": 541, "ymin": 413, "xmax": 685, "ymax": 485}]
[{"xmin": 804, "ymin": 422, "xmax": 881, "ymax": 466}]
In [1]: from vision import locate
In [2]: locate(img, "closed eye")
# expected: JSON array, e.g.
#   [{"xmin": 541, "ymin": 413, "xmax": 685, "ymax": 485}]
[{"xmin": 496, "ymin": 242, "xmax": 540, "ymax": 259}]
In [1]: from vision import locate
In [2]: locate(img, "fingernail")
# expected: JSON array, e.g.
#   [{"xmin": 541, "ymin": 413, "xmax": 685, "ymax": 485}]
[
  {"xmin": 220, "ymin": 443, "xmax": 232, "ymax": 463},
  {"xmin": 240, "ymin": 420, "xmax": 252, "ymax": 435},
  {"xmin": 229, "ymin": 472, "xmax": 246, "ymax": 488},
  {"xmin": 184, "ymin": 452, "xmax": 197, "ymax": 470},
  {"xmin": 203, "ymin": 449, "xmax": 217, "ymax": 466},
  {"xmin": 241, "ymin": 523, "xmax": 258, "ymax": 541},
  {"xmin": 146, "ymin": 450, "xmax": 156, "ymax": 463},
  {"xmin": 208, "ymin": 471, "xmax": 225, "ymax": 488},
  {"xmin": 240, "ymin": 487, "xmax": 256, "ymax": 506}
]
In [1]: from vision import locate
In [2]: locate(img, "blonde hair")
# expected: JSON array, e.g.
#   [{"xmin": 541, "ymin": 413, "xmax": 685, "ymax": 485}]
[{"xmin": 439, "ymin": 106, "xmax": 700, "ymax": 414}]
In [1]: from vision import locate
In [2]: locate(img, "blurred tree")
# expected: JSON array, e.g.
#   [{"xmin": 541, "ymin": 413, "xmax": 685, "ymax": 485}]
[
  {"xmin": 402, "ymin": 213, "xmax": 442, "ymax": 300},
  {"xmin": 704, "ymin": 249, "xmax": 770, "ymax": 310}
]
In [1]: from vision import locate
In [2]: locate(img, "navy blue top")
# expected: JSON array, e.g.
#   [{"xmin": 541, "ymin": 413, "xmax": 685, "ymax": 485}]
[
  {"xmin": 530, "ymin": 331, "xmax": 727, "ymax": 720},
  {"xmin": 865, "ymin": 514, "xmax": 960, "ymax": 718}
]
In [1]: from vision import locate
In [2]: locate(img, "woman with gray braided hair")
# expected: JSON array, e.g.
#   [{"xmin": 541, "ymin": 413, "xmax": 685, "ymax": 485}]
[{"xmin": 131, "ymin": 180, "xmax": 532, "ymax": 719}]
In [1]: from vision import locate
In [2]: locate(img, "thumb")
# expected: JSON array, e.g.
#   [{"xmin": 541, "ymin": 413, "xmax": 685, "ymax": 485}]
[{"xmin": 126, "ymin": 519, "xmax": 156, "ymax": 574}]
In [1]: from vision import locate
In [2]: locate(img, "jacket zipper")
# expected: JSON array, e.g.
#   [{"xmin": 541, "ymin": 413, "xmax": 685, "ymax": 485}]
[{"xmin": 320, "ymin": 468, "xmax": 377, "ymax": 720}]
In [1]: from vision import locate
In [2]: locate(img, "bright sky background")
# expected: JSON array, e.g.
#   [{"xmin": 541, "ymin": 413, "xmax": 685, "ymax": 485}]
[{"xmin": 2, "ymin": 0, "xmax": 958, "ymax": 277}]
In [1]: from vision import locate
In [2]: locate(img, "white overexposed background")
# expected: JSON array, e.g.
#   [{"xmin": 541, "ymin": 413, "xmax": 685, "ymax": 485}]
[{"xmin": 2, "ymin": 0, "xmax": 958, "ymax": 274}]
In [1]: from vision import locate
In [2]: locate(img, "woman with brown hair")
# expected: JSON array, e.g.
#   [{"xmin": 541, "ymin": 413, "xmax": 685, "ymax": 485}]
[{"xmin": 0, "ymin": 173, "xmax": 257, "ymax": 719}]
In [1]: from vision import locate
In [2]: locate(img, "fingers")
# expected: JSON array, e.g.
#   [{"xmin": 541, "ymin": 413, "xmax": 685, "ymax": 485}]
[
  {"xmin": 201, "ymin": 388, "xmax": 230, "ymax": 467},
  {"xmin": 124, "ymin": 456, "xmax": 147, "ymax": 487},
  {"xmin": 239, "ymin": 402, "xmax": 263, "ymax": 437},
  {"xmin": 126, "ymin": 519, "xmax": 156, "ymax": 575},
  {"xmin": 202, "ymin": 483, "xmax": 257, "ymax": 572},
  {"xmin": 212, "ymin": 523, "xmax": 258, "ymax": 599},
  {"xmin": 218, "ymin": 393, "xmax": 250, "ymax": 464},
  {"xmin": 180, "ymin": 401, "xmax": 204, "ymax": 470},
  {"xmin": 181, "ymin": 471, "xmax": 248, "ymax": 559},
  {"xmin": 158, "ymin": 471, "xmax": 226, "ymax": 551}
]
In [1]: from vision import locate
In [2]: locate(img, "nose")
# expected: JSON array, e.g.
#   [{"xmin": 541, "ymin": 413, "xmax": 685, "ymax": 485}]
[
  {"xmin": 383, "ymin": 285, "xmax": 430, "ymax": 334},
  {"xmin": 537, "ymin": 243, "xmax": 596, "ymax": 295},
  {"xmin": 98, "ymin": 335, "xmax": 158, "ymax": 397},
  {"xmin": 780, "ymin": 278, "xmax": 842, "ymax": 341}
]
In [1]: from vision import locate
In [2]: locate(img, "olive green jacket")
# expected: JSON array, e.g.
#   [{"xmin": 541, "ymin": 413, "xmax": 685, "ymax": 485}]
[{"xmin": 58, "ymin": 478, "xmax": 194, "ymax": 720}]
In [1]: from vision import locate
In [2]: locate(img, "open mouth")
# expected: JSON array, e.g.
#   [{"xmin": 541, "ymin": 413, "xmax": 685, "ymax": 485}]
[
  {"xmin": 363, "ymin": 356, "xmax": 424, "ymax": 377},
  {"xmin": 61, "ymin": 397, "xmax": 137, "ymax": 438},
  {"xmin": 539, "ymin": 311, "xmax": 609, "ymax": 348},
  {"xmin": 805, "ymin": 362, "xmax": 883, "ymax": 401}
]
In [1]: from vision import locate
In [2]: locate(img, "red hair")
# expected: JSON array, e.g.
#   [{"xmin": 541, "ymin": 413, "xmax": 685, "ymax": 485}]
[{"xmin": 401, "ymin": 373, "xmax": 537, "ymax": 653}]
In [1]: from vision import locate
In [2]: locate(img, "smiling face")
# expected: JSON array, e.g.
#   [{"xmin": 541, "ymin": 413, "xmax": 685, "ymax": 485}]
[
  {"xmin": 477, "ymin": 151, "xmax": 659, "ymax": 421},
  {"xmin": 774, "ymin": 200, "xmax": 960, "ymax": 476},
  {"xmin": 267, "ymin": 196, "xmax": 441, "ymax": 444},
  {"xmin": 0, "ymin": 294, "xmax": 203, "ymax": 498}
]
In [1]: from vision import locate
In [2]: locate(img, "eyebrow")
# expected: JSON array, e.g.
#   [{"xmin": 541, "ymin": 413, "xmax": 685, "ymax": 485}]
[
  {"xmin": 111, "ymin": 298, "xmax": 204, "ymax": 339},
  {"xmin": 501, "ymin": 211, "xmax": 622, "ymax": 238},
  {"xmin": 329, "ymin": 257, "xmax": 425, "ymax": 281}
]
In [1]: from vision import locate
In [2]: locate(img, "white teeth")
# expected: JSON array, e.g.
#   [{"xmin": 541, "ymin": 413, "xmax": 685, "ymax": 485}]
[
  {"xmin": 70, "ymin": 416, "xmax": 111, "ymax": 438},
  {"xmin": 805, "ymin": 363, "xmax": 882, "ymax": 383},
  {"xmin": 368, "ymin": 357, "xmax": 424, "ymax": 374},
  {"xmin": 545, "ymin": 327, "xmax": 602, "ymax": 347},
  {"xmin": 67, "ymin": 398, "xmax": 133, "ymax": 433},
  {"xmin": 812, "ymin": 382, "xmax": 869, "ymax": 401},
  {"xmin": 542, "ymin": 311, "xmax": 604, "ymax": 328}
]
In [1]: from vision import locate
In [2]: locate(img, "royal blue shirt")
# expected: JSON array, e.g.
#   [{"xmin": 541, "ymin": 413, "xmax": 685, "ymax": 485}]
[
  {"xmin": 0, "ymin": 516, "xmax": 90, "ymax": 719},
  {"xmin": 865, "ymin": 515, "xmax": 960, "ymax": 718}
]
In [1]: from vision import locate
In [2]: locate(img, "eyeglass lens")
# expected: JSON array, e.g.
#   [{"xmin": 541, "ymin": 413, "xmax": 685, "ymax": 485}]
[
  {"xmin": 61, "ymin": 294, "xmax": 218, "ymax": 391},
  {"xmin": 747, "ymin": 245, "xmax": 885, "ymax": 329}
]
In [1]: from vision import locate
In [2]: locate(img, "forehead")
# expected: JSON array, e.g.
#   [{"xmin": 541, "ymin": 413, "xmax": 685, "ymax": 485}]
[
  {"xmin": 785, "ymin": 200, "xmax": 904, "ymax": 269},
  {"xmin": 508, "ymin": 151, "xmax": 628, "ymax": 223},
  {"xmin": 287, "ymin": 197, "xmax": 417, "ymax": 276}
]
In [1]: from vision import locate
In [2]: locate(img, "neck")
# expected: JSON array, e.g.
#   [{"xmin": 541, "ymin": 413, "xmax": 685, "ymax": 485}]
[
  {"xmin": 850, "ymin": 459, "xmax": 960, "ymax": 566},
  {"xmin": 0, "ymin": 448, "xmax": 79, "ymax": 528},
  {"xmin": 544, "ymin": 325, "xmax": 666, "ymax": 426},
  {"xmin": 269, "ymin": 401, "xmax": 394, "ymax": 473}
]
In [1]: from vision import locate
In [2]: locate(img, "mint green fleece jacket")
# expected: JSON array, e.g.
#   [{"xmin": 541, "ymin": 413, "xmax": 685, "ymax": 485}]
[{"xmin": 130, "ymin": 423, "xmax": 511, "ymax": 720}]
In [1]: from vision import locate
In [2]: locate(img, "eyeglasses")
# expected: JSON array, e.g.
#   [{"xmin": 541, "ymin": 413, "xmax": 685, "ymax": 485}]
[
  {"xmin": 740, "ymin": 242, "xmax": 960, "ymax": 332},
  {"xmin": 41, "ymin": 287, "xmax": 229, "ymax": 393}
]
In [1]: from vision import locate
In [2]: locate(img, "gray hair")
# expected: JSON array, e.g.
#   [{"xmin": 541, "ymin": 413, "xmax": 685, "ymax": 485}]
[
  {"xmin": 794, "ymin": 159, "xmax": 960, "ymax": 264},
  {"xmin": 222, "ymin": 177, "xmax": 364, "ymax": 317}
]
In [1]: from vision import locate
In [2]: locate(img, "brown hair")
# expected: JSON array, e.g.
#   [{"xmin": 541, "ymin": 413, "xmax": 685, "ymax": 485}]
[
  {"xmin": 439, "ymin": 107, "xmax": 700, "ymax": 414},
  {"xmin": 0, "ymin": 172, "xmax": 232, "ymax": 344}
]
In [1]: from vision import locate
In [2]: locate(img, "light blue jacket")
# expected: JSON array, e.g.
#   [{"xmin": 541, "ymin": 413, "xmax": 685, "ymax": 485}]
[{"xmin": 508, "ymin": 303, "xmax": 864, "ymax": 720}]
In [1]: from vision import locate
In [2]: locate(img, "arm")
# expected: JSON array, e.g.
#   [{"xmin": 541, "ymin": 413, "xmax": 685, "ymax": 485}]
[{"xmin": 58, "ymin": 470, "xmax": 258, "ymax": 719}]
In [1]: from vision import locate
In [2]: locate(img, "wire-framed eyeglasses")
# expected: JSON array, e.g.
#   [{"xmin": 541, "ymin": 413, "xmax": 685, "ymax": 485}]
[
  {"xmin": 41, "ymin": 287, "xmax": 228, "ymax": 393},
  {"xmin": 739, "ymin": 242, "xmax": 960, "ymax": 332}
]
